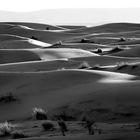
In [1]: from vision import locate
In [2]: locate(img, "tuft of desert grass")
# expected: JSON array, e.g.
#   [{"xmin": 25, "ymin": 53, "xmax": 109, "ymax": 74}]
[{"xmin": 0, "ymin": 121, "xmax": 14, "ymax": 137}]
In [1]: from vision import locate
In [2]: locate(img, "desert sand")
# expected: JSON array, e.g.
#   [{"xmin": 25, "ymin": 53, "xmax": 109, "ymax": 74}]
[{"xmin": 0, "ymin": 22, "xmax": 140, "ymax": 140}]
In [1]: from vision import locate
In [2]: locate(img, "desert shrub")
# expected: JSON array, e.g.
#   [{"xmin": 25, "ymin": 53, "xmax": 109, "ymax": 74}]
[
  {"xmin": 46, "ymin": 27, "xmax": 49, "ymax": 30},
  {"xmin": 0, "ymin": 92, "xmax": 17, "ymax": 103},
  {"xmin": 42, "ymin": 121, "xmax": 54, "ymax": 131},
  {"xmin": 32, "ymin": 107, "xmax": 48, "ymax": 120},
  {"xmin": 12, "ymin": 130, "xmax": 28, "ymax": 139},
  {"xmin": 97, "ymin": 48, "xmax": 102, "ymax": 53},
  {"xmin": 80, "ymin": 38, "xmax": 90, "ymax": 43},
  {"xmin": 31, "ymin": 36, "xmax": 38, "ymax": 40},
  {"xmin": 91, "ymin": 48, "xmax": 102, "ymax": 54},
  {"xmin": 131, "ymin": 64, "xmax": 138, "ymax": 69},
  {"xmin": 78, "ymin": 61, "xmax": 90, "ymax": 69},
  {"xmin": 52, "ymin": 41, "xmax": 62, "ymax": 47},
  {"xmin": 111, "ymin": 46, "xmax": 123, "ymax": 53},
  {"xmin": 0, "ymin": 122, "xmax": 13, "ymax": 137},
  {"xmin": 119, "ymin": 37, "xmax": 126, "ymax": 42}
]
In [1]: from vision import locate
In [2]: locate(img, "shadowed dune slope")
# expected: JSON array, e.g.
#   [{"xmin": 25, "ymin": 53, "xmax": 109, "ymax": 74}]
[
  {"xmin": 113, "ymin": 39, "xmax": 140, "ymax": 45},
  {"xmin": 0, "ymin": 69, "xmax": 138, "ymax": 121},
  {"xmin": 109, "ymin": 47, "xmax": 140, "ymax": 57},
  {"xmin": 0, "ymin": 34, "xmax": 25, "ymax": 41},
  {"xmin": 0, "ymin": 40, "xmax": 51, "ymax": 49},
  {"xmin": 0, "ymin": 49, "xmax": 41, "ymax": 64},
  {"xmin": 0, "ymin": 60, "xmax": 82, "ymax": 72},
  {"xmin": 56, "ymin": 43, "xmax": 111, "ymax": 50}
]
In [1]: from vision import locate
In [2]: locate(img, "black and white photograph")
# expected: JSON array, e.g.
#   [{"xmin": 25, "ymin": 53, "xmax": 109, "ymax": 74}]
[{"xmin": 0, "ymin": 0, "xmax": 140, "ymax": 139}]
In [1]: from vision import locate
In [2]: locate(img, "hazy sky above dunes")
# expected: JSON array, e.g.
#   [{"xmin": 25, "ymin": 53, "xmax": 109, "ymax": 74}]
[
  {"xmin": 0, "ymin": 0, "xmax": 140, "ymax": 11},
  {"xmin": 0, "ymin": 0, "xmax": 140, "ymax": 25}
]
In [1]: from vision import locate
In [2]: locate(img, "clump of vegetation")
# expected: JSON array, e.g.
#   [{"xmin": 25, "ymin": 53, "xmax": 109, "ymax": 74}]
[
  {"xmin": 31, "ymin": 36, "xmax": 38, "ymax": 40},
  {"xmin": 52, "ymin": 41, "xmax": 62, "ymax": 47},
  {"xmin": 0, "ymin": 122, "xmax": 14, "ymax": 137},
  {"xmin": 88, "ymin": 64, "xmax": 102, "ymax": 70},
  {"xmin": 0, "ymin": 92, "xmax": 17, "ymax": 103},
  {"xmin": 131, "ymin": 64, "xmax": 138, "ymax": 69},
  {"xmin": 119, "ymin": 37, "xmax": 126, "ymax": 42},
  {"xmin": 42, "ymin": 121, "xmax": 55, "ymax": 131},
  {"xmin": 110, "ymin": 46, "xmax": 123, "ymax": 53},
  {"xmin": 80, "ymin": 38, "xmax": 90, "ymax": 43},
  {"xmin": 92, "ymin": 48, "xmax": 102, "ymax": 54},
  {"xmin": 12, "ymin": 130, "xmax": 28, "ymax": 139},
  {"xmin": 78, "ymin": 61, "xmax": 90, "ymax": 69},
  {"xmin": 32, "ymin": 107, "xmax": 48, "ymax": 120},
  {"xmin": 46, "ymin": 27, "xmax": 49, "ymax": 30}
]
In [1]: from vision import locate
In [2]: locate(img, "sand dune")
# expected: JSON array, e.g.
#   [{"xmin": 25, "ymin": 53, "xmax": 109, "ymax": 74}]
[
  {"xmin": 0, "ymin": 39, "xmax": 52, "ymax": 49},
  {"xmin": 0, "ymin": 48, "xmax": 97, "ymax": 64},
  {"xmin": 67, "ymin": 23, "xmax": 140, "ymax": 34},
  {"xmin": 109, "ymin": 46, "xmax": 140, "ymax": 57},
  {"xmin": 0, "ymin": 69, "xmax": 138, "ymax": 121},
  {"xmin": 0, "ymin": 23, "xmax": 84, "ymax": 43},
  {"xmin": 90, "ymin": 62, "xmax": 140, "ymax": 76},
  {"xmin": 71, "ymin": 55, "xmax": 140, "ymax": 66},
  {"xmin": 0, "ymin": 49, "xmax": 41, "ymax": 64},
  {"xmin": 57, "ymin": 43, "xmax": 112, "ymax": 50},
  {"xmin": 0, "ymin": 60, "xmax": 82, "ymax": 72},
  {"xmin": 0, "ymin": 21, "xmax": 140, "ymax": 139},
  {"xmin": 1, "ymin": 22, "xmax": 67, "ymax": 30},
  {"xmin": 0, "ymin": 34, "xmax": 25, "ymax": 41},
  {"xmin": 58, "ymin": 25, "xmax": 86, "ymax": 29},
  {"xmin": 31, "ymin": 48, "xmax": 98, "ymax": 60},
  {"xmin": 0, "ymin": 55, "xmax": 139, "ymax": 72},
  {"xmin": 113, "ymin": 39, "xmax": 140, "ymax": 45}
]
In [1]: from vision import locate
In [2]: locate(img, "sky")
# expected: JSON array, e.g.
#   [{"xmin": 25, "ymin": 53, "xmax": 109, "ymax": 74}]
[
  {"xmin": 0, "ymin": 0, "xmax": 140, "ymax": 25},
  {"xmin": 0, "ymin": 0, "xmax": 140, "ymax": 12}
]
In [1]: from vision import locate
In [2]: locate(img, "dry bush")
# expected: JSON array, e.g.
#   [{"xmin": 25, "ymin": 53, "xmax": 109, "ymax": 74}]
[
  {"xmin": 32, "ymin": 107, "xmax": 48, "ymax": 120},
  {"xmin": 78, "ymin": 61, "xmax": 90, "ymax": 69},
  {"xmin": 42, "ymin": 121, "xmax": 55, "ymax": 131},
  {"xmin": 12, "ymin": 130, "xmax": 28, "ymax": 139},
  {"xmin": 0, "ymin": 122, "xmax": 14, "ymax": 137},
  {"xmin": 0, "ymin": 92, "xmax": 17, "ymax": 103}
]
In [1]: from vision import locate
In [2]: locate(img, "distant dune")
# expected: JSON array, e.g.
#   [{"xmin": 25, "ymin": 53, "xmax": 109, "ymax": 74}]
[
  {"xmin": 58, "ymin": 25, "xmax": 86, "ymax": 29},
  {"xmin": 0, "ymin": 23, "xmax": 84, "ymax": 43},
  {"xmin": 1, "ymin": 22, "xmax": 67, "ymax": 30},
  {"xmin": 67, "ymin": 23, "xmax": 140, "ymax": 33}
]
